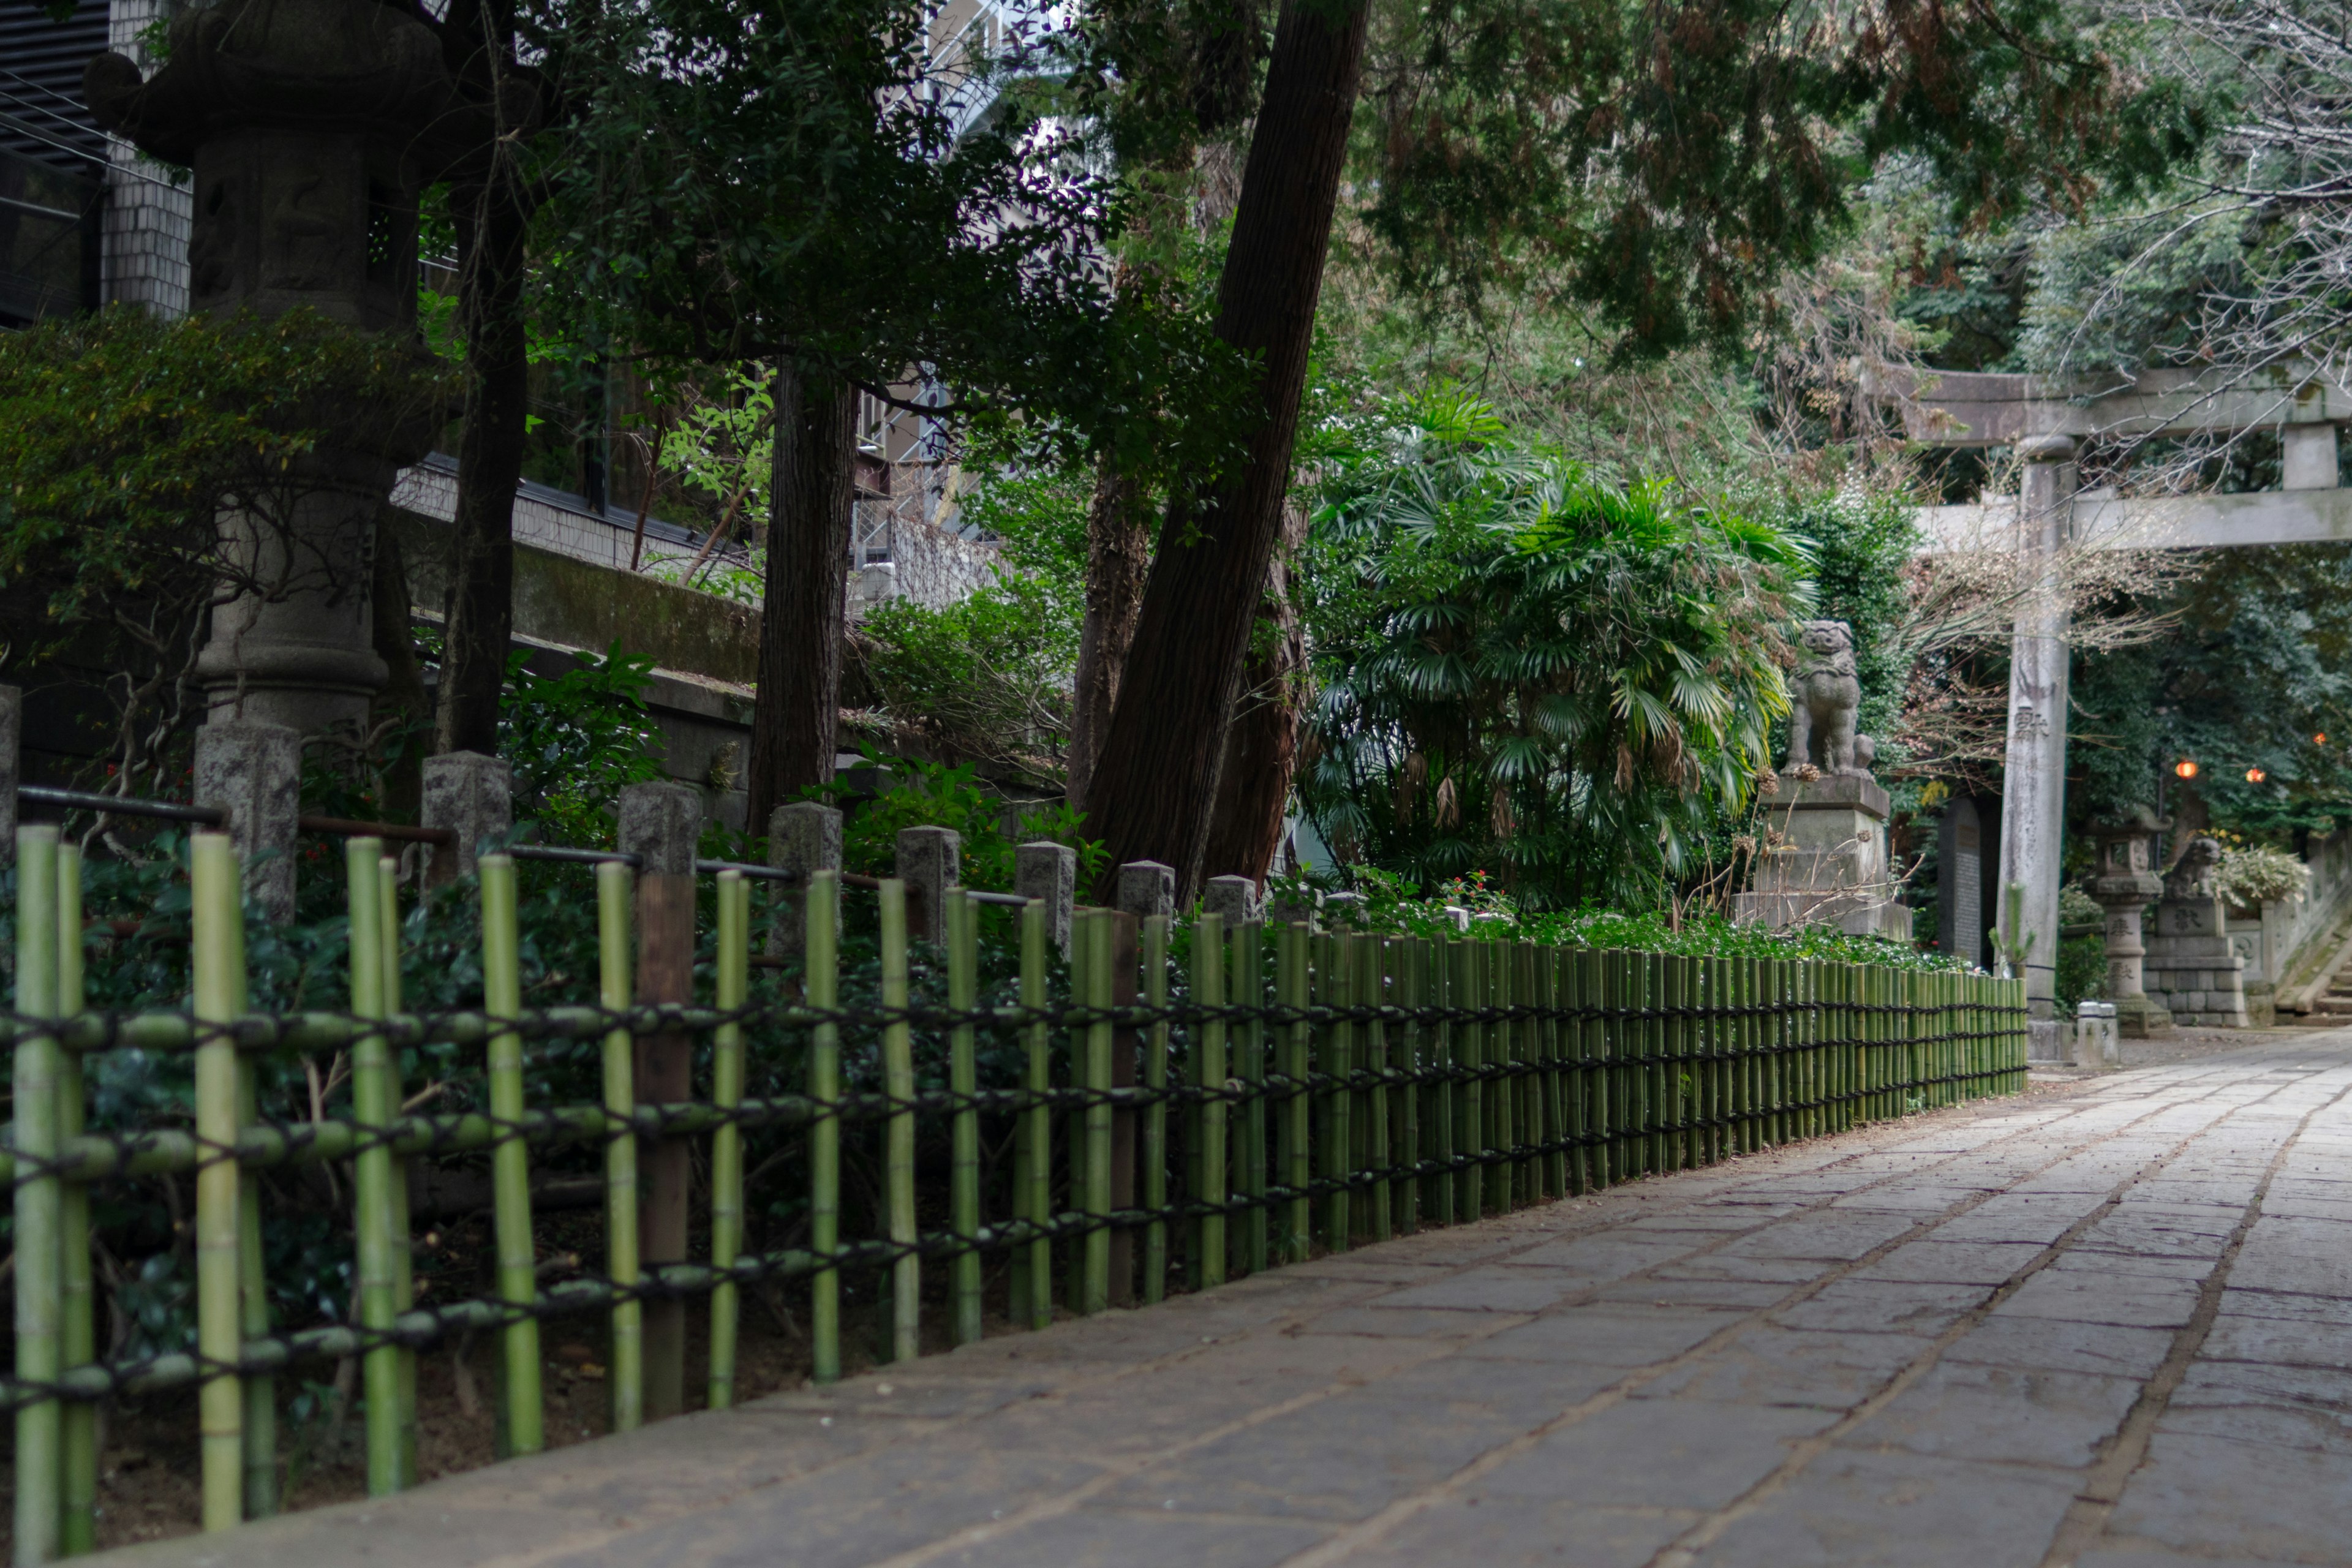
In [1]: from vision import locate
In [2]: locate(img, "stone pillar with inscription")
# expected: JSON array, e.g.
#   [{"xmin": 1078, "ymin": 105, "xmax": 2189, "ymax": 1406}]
[
  {"xmin": 1937, "ymin": 795, "xmax": 1986, "ymax": 967},
  {"xmin": 1999, "ymin": 437, "xmax": 2076, "ymax": 1055},
  {"xmin": 85, "ymin": 1, "xmax": 470, "ymax": 742},
  {"xmin": 2086, "ymin": 809, "xmax": 2171, "ymax": 1038},
  {"xmin": 2144, "ymin": 836, "xmax": 2251, "ymax": 1027}
]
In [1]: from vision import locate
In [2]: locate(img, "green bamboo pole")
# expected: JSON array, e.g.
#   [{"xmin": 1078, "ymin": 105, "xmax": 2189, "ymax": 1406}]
[
  {"xmin": 1017, "ymin": 898, "xmax": 1052, "ymax": 1329},
  {"xmin": 1065, "ymin": 908, "xmax": 1091, "ymax": 1315},
  {"xmin": 477, "ymin": 854, "xmax": 543, "ymax": 1455},
  {"xmin": 708, "ymin": 871, "xmax": 749, "ymax": 1405},
  {"xmin": 1362, "ymin": 933, "xmax": 1392, "ymax": 1242},
  {"xmin": 1456, "ymin": 938, "xmax": 1483, "ymax": 1222},
  {"xmin": 596, "ymin": 859, "xmax": 644, "ymax": 1431},
  {"xmin": 56, "ymin": 843, "xmax": 96, "ymax": 1558},
  {"xmin": 1276, "ymin": 918, "xmax": 1311, "ymax": 1263},
  {"xmin": 947, "ymin": 891, "xmax": 984, "ymax": 1343},
  {"xmin": 879, "ymin": 880, "xmax": 919, "ymax": 1360},
  {"xmin": 1609, "ymin": 949, "xmax": 1633, "ymax": 1183},
  {"xmin": 1702, "ymin": 956, "xmax": 1722, "ymax": 1164},
  {"xmin": 1140, "ymin": 913, "xmax": 1170, "ymax": 1303},
  {"xmin": 374, "ymin": 854, "xmax": 412, "ymax": 1493},
  {"xmin": 16, "ymin": 826, "xmax": 64, "ymax": 1564},
  {"xmin": 806, "ymin": 870, "xmax": 843, "ymax": 1380},
  {"xmin": 1580, "ymin": 949, "xmax": 1599, "ymax": 1194},
  {"xmin": 1539, "ymin": 946, "xmax": 1565, "ymax": 1199},
  {"xmin": 1193, "ymin": 912, "xmax": 1229, "ymax": 1288},
  {"xmin": 1321, "ymin": 928, "xmax": 1352, "ymax": 1251},
  {"xmin": 1080, "ymin": 908, "xmax": 1116, "ymax": 1311},
  {"xmin": 1396, "ymin": 938, "xmax": 1422, "ymax": 1233},
  {"xmin": 1236, "ymin": 918, "xmax": 1268, "ymax": 1276},
  {"xmin": 237, "ymin": 987, "xmax": 279, "ymax": 1515},
  {"xmin": 188, "ymin": 835, "xmax": 247, "ymax": 1532},
  {"xmin": 345, "ymin": 842, "xmax": 404, "ymax": 1496},
  {"xmin": 1488, "ymin": 938, "xmax": 1514, "ymax": 1213}
]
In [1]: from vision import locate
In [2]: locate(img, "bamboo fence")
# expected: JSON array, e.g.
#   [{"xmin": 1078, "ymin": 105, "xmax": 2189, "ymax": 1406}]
[{"xmin": 2, "ymin": 824, "xmax": 2026, "ymax": 1561}]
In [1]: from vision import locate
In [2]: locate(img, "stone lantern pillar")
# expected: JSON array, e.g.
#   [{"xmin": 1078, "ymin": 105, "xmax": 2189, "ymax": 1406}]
[
  {"xmin": 85, "ymin": 0, "xmax": 467, "ymax": 742},
  {"xmin": 2085, "ymin": 809, "xmax": 2172, "ymax": 1038}
]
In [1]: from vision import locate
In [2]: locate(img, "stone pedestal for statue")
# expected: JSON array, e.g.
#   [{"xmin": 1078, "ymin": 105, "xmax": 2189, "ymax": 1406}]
[
  {"xmin": 2086, "ymin": 810, "xmax": 2172, "ymax": 1038},
  {"xmin": 1736, "ymin": 771, "xmax": 1912, "ymax": 941},
  {"xmin": 2144, "ymin": 837, "xmax": 2250, "ymax": 1027},
  {"xmin": 86, "ymin": 0, "xmax": 473, "ymax": 742}
]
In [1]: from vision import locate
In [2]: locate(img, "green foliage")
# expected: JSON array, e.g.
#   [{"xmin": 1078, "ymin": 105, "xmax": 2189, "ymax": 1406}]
[
  {"xmin": 496, "ymin": 644, "xmax": 667, "ymax": 849},
  {"xmin": 0, "ymin": 305, "xmax": 448, "ymax": 662},
  {"xmin": 1338, "ymin": 0, "xmax": 2208, "ymax": 358},
  {"xmin": 820, "ymin": 749, "xmax": 1103, "ymax": 894},
  {"xmin": 2071, "ymin": 545, "xmax": 2352, "ymax": 835},
  {"xmin": 856, "ymin": 576, "xmax": 1081, "ymax": 786},
  {"xmin": 1766, "ymin": 489, "xmax": 1920, "ymax": 752},
  {"xmin": 1297, "ymin": 389, "xmax": 1803, "ymax": 910},
  {"xmin": 2056, "ymin": 931, "xmax": 2108, "ymax": 1013},
  {"xmin": 2215, "ymin": 843, "xmax": 2312, "ymax": 907},
  {"xmin": 1289, "ymin": 865, "xmax": 1963, "ymax": 968}
]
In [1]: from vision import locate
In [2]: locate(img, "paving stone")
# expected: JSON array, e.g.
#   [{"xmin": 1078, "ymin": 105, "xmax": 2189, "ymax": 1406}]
[
  {"xmin": 1651, "ymin": 1253, "xmax": 1836, "ymax": 1285},
  {"xmin": 2202, "ymin": 1310, "xmax": 2352, "ymax": 1371},
  {"xmin": 2106, "ymin": 1426, "xmax": 2352, "ymax": 1564},
  {"xmin": 2169, "ymin": 1359, "xmax": 2352, "ymax": 1416},
  {"xmin": 1374, "ymin": 1265, "xmax": 1601, "ymax": 1313},
  {"xmin": 1940, "ymin": 1316, "xmax": 2176, "ymax": 1379},
  {"xmin": 2228, "ymin": 1218, "xmax": 2352, "ymax": 1296},
  {"xmin": 929, "ymin": 1508, "xmax": 1332, "ymax": 1568},
  {"xmin": 1309, "ymin": 1305, "xmax": 1536, "ymax": 1339},
  {"xmin": 1457, "ymin": 1303, "xmax": 1733, "ymax": 1368},
  {"xmin": 1691, "ymin": 1447, "xmax": 2081, "ymax": 1568},
  {"xmin": 1592, "ymin": 1278, "xmax": 1791, "ymax": 1310},
  {"xmin": 1632, "ymin": 1324, "xmax": 1924, "ymax": 1410},
  {"xmin": 1771, "ymin": 1280, "xmax": 1989, "ymax": 1335},
  {"xmin": 1995, "ymin": 1268, "xmax": 2203, "ymax": 1329},
  {"xmin": 1331, "ymin": 1498, "xmax": 1701, "ymax": 1568},
  {"xmin": 1713, "ymin": 1210, "xmax": 1921, "ymax": 1261},
  {"xmin": 1831, "ymin": 1185, "xmax": 1987, "ymax": 1213},
  {"xmin": 2051, "ymin": 1249, "xmax": 2215, "ymax": 1281},
  {"xmin": 1842, "ymin": 1360, "xmax": 2140, "ymax": 1466},
  {"xmin": 1854, "ymin": 1240, "xmax": 2045, "ymax": 1285},
  {"xmin": 1498, "ymin": 1236, "xmax": 1702, "ymax": 1277},
  {"xmin": 1475, "ymin": 1398, "xmax": 1838, "ymax": 1509},
  {"xmin": 1929, "ymin": 1193, "xmax": 2103, "ymax": 1245}
]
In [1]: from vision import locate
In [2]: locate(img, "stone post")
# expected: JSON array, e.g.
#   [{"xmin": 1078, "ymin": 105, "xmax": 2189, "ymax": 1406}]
[
  {"xmin": 616, "ymin": 780, "xmax": 700, "ymax": 1419},
  {"xmin": 1267, "ymin": 887, "xmax": 1319, "ymax": 929},
  {"xmin": 420, "ymin": 751, "xmax": 511, "ymax": 885},
  {"xmin": 2086, "ymin": 810, "xmax": 2171, "ymax": 1038},
  {"xmin": 1202, "ymin": 874, "xmax": 1259, "ymax": 926},
  {"xmin": 897, "ymin": 826, "xmax": 960, "ymax": 941},
  {"xmin": 0, "ymin": 685, "xmax": 18, "ymax": 868},
  {"xmin": 1015, "ymin": 842, "xmax": 1076, "ymax": 952},
  {"xmin": 1116, "ymin": 860, "xmax": 1176, "ymax": 922},
  {"xmin": 2283, "ymin": 422, "xmax": 2341, "ymax": 491},
  {"xmin": 193, "ymin": 720, "xmax": 301, "ymax": 923},
  {"xmin": 765, "ymin": 802, "xmax": 843, "ymax": 958},
  {"xmin": 2000, "ymin": 435, "xmax": 2078, "ymax": 1054}
]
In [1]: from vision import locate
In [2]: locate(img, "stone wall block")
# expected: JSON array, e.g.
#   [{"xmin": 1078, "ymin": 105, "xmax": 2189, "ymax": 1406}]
[
  {"xmin": 420, "ymin": 750, "xmax": 512, "ymax": 884},
  {"xmin": 1015, "ymin": 842, "xmax": 1076, "ymax": 952},
  {"xmin": 897, "ymin": 826, "xmax": 962, "ymax": 940},
  {"xmin": 766, "ymin": 802, "xmax": 843, "ymax": 957},
  {"xmin": 194, "ymin": 720, "xmax": 302, "ymax": 923},
  {"xmin": 618, "ymin": 781, "xmax": 704, "ymax": 875}
]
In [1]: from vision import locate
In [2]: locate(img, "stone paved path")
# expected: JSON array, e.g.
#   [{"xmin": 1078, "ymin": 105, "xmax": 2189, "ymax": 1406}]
[{"xmin": 102, "ymin": 1036, "xmax": 2352, "ymax": 1568}]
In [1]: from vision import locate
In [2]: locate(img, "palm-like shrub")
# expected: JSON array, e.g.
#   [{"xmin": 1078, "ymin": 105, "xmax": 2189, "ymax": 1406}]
[{"xmin": 1299, "ymin": 392, "xmax": 1804, "ymax": 910}]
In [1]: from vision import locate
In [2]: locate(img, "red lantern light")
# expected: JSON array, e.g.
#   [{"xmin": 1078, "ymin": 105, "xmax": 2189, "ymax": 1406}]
[
  {"xmin": 2174, "ymin": 760, "xmax": 2199, "ymax": 780},
  {"xmin": 2247, "ymin": 766, "xmax": 2267, "ymax": 783}
]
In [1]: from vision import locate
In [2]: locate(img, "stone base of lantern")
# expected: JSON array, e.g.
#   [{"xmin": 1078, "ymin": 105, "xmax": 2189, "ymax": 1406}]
[{"xmin": 2111, "ymin": 992, "xmax": 2174, "ymax": 1038}]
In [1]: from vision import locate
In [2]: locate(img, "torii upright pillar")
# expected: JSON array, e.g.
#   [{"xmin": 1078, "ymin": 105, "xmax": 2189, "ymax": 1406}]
[{"xmin": 2002, "ymin": 435, "xmax": 2076, "ymax": 1057}]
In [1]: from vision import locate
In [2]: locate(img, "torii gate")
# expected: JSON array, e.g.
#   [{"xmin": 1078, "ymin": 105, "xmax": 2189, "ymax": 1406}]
[{"xmin": 1891, "ymin": 365, "xmax": 2352, "ymax": 1054}]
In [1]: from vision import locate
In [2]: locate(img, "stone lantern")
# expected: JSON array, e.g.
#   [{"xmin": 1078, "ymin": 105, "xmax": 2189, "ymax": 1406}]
[
  {"xmin": 85, "ymin": 0, "xmax": 469, "ymax": 741},
  {"xmin": 2085, "ymin": 807, "xmax": 2173, "ymax": 1038}
]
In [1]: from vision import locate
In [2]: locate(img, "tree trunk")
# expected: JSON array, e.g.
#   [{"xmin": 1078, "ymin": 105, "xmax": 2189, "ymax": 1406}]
[
  {"xmin": 747, "ymin": 364, "xmax": 858, "ymax": 832},
  {"xmin": 1202, "ymin": 502, "xmax": 1308, "ymax": 884},
  {"xmin": 1065, "ymin": 459, "xmax": 1152, "ymax": 813},
  {"xmin": 1080, "ymin": 0, "xmax": 1369, "ymax": 900},
  {"xmin": 433, "ymin": 168, "xmax": 532, "ymax": 757}
]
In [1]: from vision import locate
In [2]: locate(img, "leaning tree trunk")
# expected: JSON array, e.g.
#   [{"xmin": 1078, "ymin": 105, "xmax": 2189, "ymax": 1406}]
[
  {"xmin": 1065, "ymin": 459, "xmax": 1152, "ymax": 813},
  {"xmin": 1080, "ymin": 0, "xmax": 1370, "ymax": 899},
  {"xmin": 432, "ymin": 167, "xmax": 532, "ymax": 756},
  {"xmin": 746, "ymin": 364, "xmax": 858, "ymax": 832},
  {"xmin": 1201, "ymin": 501, "xmax": 1309, "ymax": 884}
]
